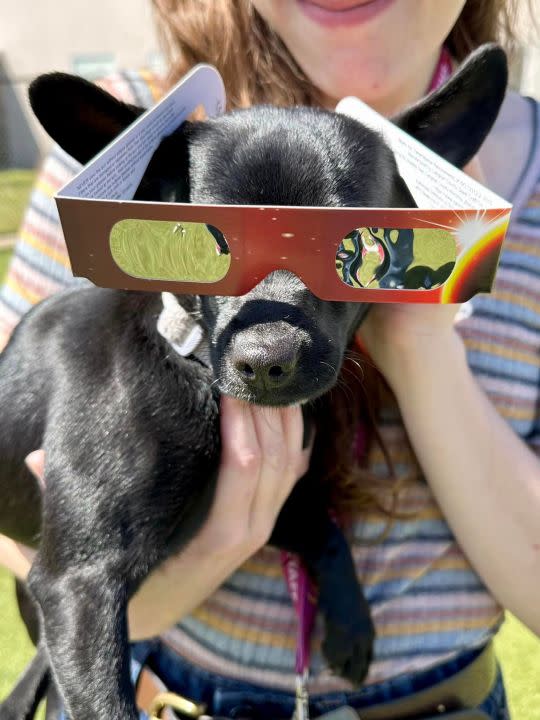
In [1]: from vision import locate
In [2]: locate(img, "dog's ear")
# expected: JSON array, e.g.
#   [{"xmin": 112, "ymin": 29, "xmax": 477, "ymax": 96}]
[
  {"xmin": 393, "ymin": 44, "xmax": 507, "ymax": 168},
  {"xmin": 133, "ymin": 123, "xmax": 193, "ymax": 203},
  {"xmin": 392, "ymin": 173, "xmax": 417, "ymax": 208},
  {"xmin": 29, "ymin": 72, "xmax": 144, "ymax": 165}
]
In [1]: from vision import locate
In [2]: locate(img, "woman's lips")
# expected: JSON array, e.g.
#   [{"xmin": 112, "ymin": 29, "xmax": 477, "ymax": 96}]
[
  {"xmin": 297, "ymin": 0, "xmax": 396, "ymax": 27},
  {"xmin": 308, "ymin": 0, "xmax": 379, "ymax": 8}
]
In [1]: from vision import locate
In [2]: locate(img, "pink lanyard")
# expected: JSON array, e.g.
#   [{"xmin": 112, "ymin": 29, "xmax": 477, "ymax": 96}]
[
  {"xmin": 280, "ymin": 46, "xmax": 453, "ymax": 720},
  {"xmin": 428, "ymin": 46, "xmax": 453, "ymax": 93},
  {"xmin": 281, "ymin": 552, "xmax": 317, "ymax": 675},
  {"xmin": 280, "ymin": 551, "xmax": 316, "ymax": 720}
]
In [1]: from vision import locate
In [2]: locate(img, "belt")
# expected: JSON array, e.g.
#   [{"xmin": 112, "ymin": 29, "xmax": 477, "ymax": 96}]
[
  {"xmin": 351, "ymin": 643, "xmax": 497, "ymax": 719},
  {"xmin": 139, "ymin": 642, "xmax": 497, "ymax": 720}
]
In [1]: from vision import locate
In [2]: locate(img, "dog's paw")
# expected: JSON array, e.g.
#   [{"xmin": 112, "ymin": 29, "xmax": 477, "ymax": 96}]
[{"xmin": 322, "ymin": 617, "xmax": 375, "ymax": 686}]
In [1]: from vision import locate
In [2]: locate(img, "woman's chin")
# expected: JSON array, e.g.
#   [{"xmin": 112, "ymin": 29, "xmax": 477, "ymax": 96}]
[{"xmin": 305, "ymin": 61, "xmax": 398, "ymax": 111}]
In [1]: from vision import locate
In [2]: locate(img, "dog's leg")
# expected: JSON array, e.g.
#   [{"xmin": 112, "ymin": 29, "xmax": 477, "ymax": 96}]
[
  {"xmin": 0, "ymin": 644, "xmax": 50, "ymax": 720},
  {"xmin": 15, "ymin": 580, "xmax": 40, "ymax": 647},
  {"xmin": 28, "ymin": 562, "xmax": 138, "ymax": 720},
  {"xmin": 44, "ymin": 682, "xmax": 62, "ymax": 720},
  {"xmin": 270, "ymin": 474, "xmax": 374, "ymax": 685},
  {"xmin": 307, "ymin": 519, "xmax": 374, "ymax": 684}
]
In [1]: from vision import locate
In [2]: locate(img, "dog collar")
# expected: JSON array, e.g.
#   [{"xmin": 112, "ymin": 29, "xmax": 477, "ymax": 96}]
[{"xmin": 157, "ymin": 292, "xmax": 211, "ymax": 367}]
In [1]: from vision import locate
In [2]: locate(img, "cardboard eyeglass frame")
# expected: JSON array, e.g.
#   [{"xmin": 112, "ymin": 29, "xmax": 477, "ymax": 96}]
[{"xmin": 57, "ymin": 197, "xmax": 509, "ymax": 304}]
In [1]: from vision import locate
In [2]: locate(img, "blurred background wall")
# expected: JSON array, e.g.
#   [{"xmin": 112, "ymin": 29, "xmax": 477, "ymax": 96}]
[
  {"xmin": 0, "ymin": 0, "xmax": 539, "ymax": 166},
  {"xmin": 0, "ymin": 0, "xmax": 160, "ymax": 163}
]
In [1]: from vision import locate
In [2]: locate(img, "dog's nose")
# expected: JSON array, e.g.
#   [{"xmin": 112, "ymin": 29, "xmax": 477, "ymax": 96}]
[
  {"xmin": 231, "ymin": 331, "xmax": 300, "ymax": 390},
  {"xmin": 234, "ymin": 353, "xmax": 297, "ymax": 388}
]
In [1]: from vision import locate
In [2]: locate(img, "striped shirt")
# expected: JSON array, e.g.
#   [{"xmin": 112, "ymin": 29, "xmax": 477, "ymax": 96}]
[{"xmin": 1, "ymin": 71, "xmax": 539, "ymax": 693}]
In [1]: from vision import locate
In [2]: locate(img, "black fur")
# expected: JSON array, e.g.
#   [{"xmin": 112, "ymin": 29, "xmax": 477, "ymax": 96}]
[{"xmin": 0, "ymin": 44, "xmax": 507, "ymax": 720}]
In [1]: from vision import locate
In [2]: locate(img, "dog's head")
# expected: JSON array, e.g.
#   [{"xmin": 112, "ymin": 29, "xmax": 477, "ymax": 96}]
[{"xmin": 29, "ymin": 45, "xmax": 507, "ymax": 406}]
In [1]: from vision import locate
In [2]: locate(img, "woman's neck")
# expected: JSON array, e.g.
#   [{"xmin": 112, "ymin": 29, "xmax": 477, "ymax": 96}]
[{"xmin": 322, "ymin": 47, "xmax": 441, "ymax": 117}]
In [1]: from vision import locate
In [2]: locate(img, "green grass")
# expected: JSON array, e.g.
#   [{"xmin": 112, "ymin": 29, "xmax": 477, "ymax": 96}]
[
  {"xmin": 0, "ymin": 170, "xmax": 35, "ymax": 235},
  {"xmin": 0, "ymin": 249, "xmax": 11, "ymax": 282},
  {"xmin": 495, "ymin": 614, "xmax": 540, "ymax": 718},
  {"xmin": 0, "ymin": 569, "xmax": 36, "ymax": 703},
  {"xmin": 0, "ymin": 167, "xmax": 34, "ymax": 284},
  {"xmin": 0, "ymin": 564, "xmax": 539, "ymax": 716}
]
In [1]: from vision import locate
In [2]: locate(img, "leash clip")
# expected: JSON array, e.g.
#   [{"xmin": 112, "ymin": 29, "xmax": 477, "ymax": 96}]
[
  {"xmin": 294, "ymin": 670, "xmax": 310, "ymax": 720},
  {"xmin": 149, "ymin": 691, "xmax": 207, "ymax": 720}
]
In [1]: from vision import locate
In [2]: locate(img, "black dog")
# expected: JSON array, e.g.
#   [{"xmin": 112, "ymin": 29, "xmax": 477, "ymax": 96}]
[{"xmin": 0, "ymin": 45, "xmax": 506, "ymax": 720}]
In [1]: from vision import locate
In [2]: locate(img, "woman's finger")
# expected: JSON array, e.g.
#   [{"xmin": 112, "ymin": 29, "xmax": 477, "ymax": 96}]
[
  {"xmin": 215, "ymin": 395, "xmax": 262, "ymax": 511},
  {"xmin": 249, "ymin": 406, "xmax": 289, "ymax": 536},
  {"xmin": 25, "ymin": 449, "xmax": 46, "ymax": 491},
  {"xmin": 191, "ymin": 396, "xmax": 263, "ymax": 555},
  {"xmin": 220, "ymin": 395, "xmax": 259, "ymax": 468},
  {"xmin": 0, "ymin": 535, "xmax": 36, "ymax": 580},
  {"xmin": 251, "ymin": 405, "xmax": 289, "ymax": 475},
  {"xmin": 249, "ymin": 405, "xmax": 303, "ymax": 540},
  {"xmin": 282, "ymin": 404, "xmax": 311, "ymax": 480}
]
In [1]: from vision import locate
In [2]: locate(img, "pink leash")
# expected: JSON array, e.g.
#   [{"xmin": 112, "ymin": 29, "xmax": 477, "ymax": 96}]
[{"xmin": 281, "ymin": 552, "xmax": 317, "ymax": 720}]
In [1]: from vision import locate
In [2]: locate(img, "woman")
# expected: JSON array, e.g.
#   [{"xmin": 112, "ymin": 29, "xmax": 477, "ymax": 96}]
[{"xmin": 1, "ymin": 1, "xmax": 539, "ymax": 718}]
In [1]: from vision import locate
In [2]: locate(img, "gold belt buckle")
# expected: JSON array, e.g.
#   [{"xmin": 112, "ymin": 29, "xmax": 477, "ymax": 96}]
[{"xmin": 148, "ymin": 691, "xmax": 208, "ymax": 720}]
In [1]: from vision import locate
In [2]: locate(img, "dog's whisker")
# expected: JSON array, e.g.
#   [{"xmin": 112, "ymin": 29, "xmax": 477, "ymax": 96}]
[
  {"xmin": 340, "ymin": 361, "xmax": 365, "ymax": 388},
  {"xmin": 345, "ymin": 349, "xmax": 379, "ymax": 374},
  {"xmin": 343, "ymin": 357, "xmax": 368, "ymax": 381},
  {"xmin": 319, "ymin": 360, "xmax": 337, "ymax": 374}
]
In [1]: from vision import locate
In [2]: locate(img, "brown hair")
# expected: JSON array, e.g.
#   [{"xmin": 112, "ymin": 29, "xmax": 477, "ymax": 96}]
[{"xmin": 150, "ymin": 0, "xmax": 527, "ymax": 517}]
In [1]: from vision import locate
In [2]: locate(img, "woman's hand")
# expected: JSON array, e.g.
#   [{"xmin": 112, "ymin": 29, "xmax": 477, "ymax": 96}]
[
  {"xmin": 356, "ymin": 302, "xmax": 460, "ymax": 389},
  {"xmin": 131, "ymin": 396, "xmax": 312, "ymax": 639},
  {"xmin": 189, "ymin": 395, "xmax": 310, "ymax": 558},
  {"xmin": 7, "ymin": 396, "xmax": 312, "ymax": 640}
]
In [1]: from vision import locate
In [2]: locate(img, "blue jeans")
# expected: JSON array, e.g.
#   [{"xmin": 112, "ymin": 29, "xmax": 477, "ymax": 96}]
[{"xmin": 126, "ymin": 640, "xmax": 510, "ymax": 720}]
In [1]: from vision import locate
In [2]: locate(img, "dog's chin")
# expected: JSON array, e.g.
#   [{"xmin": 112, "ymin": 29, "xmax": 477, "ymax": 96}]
[{"xmin": 217, "ymin": 375, "xmax": 338, "ymax": 407}]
